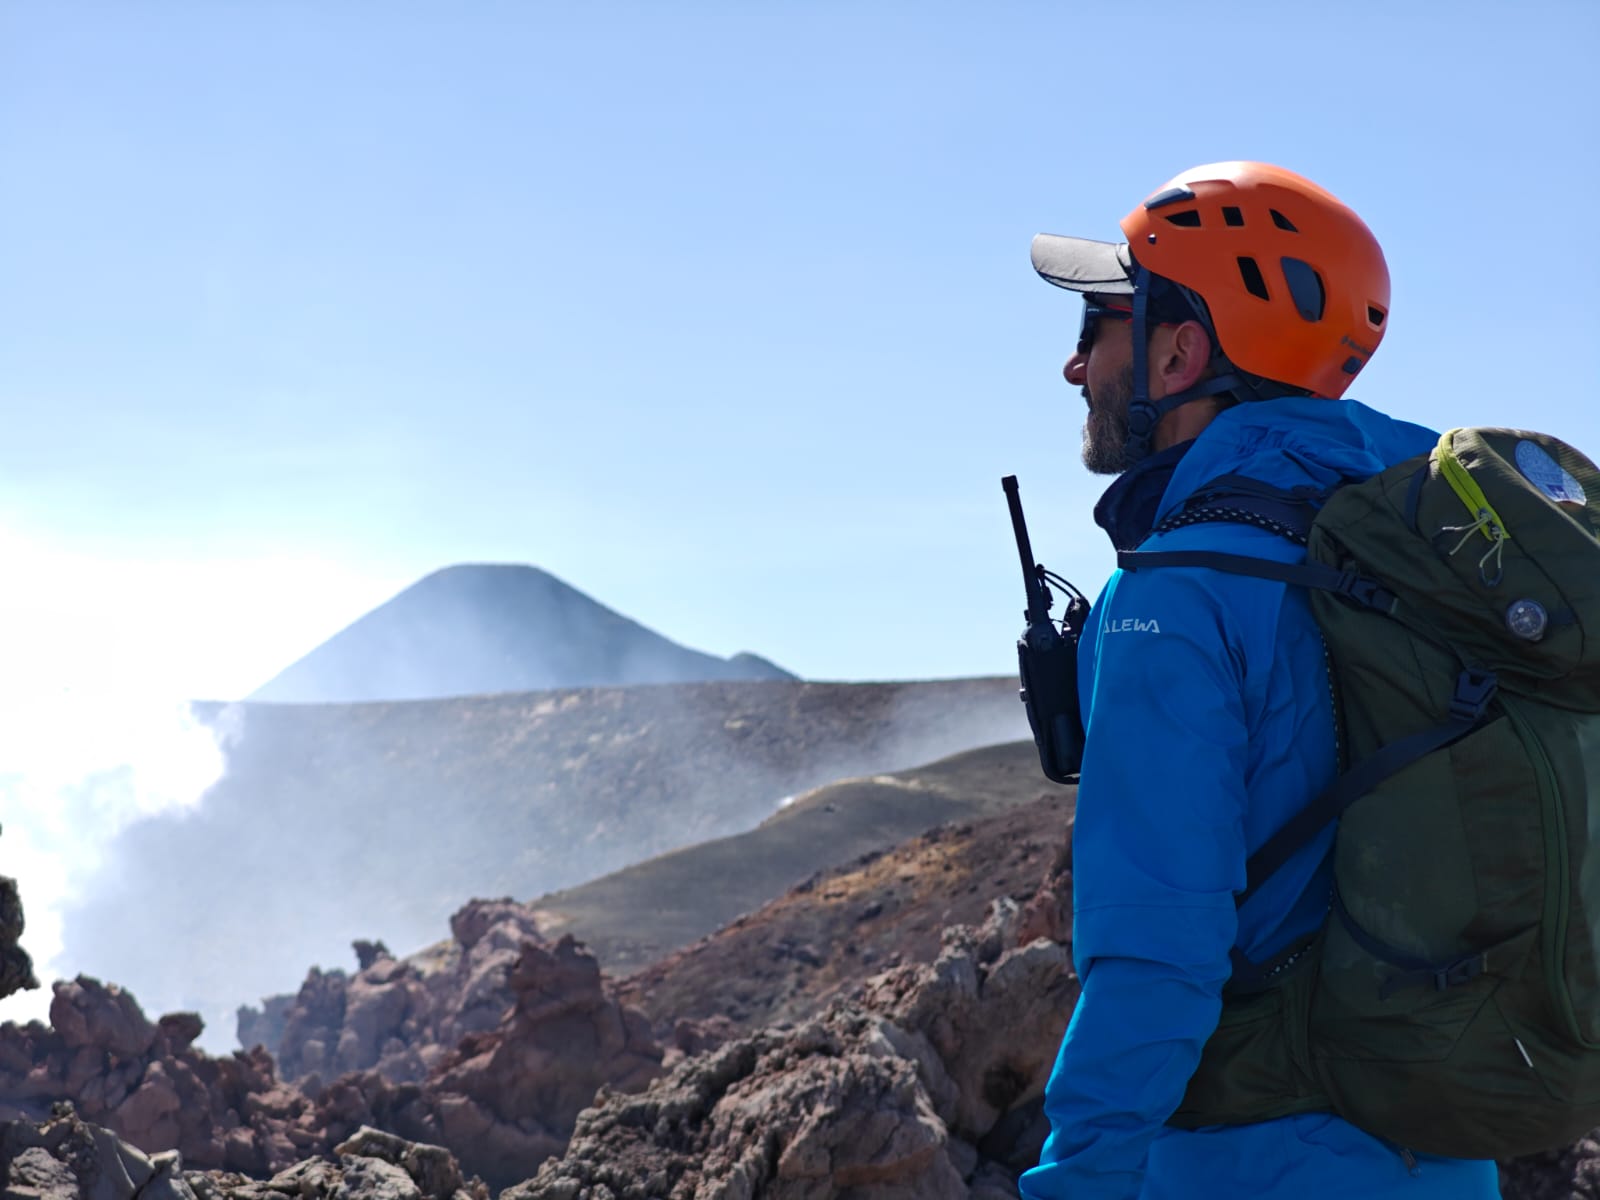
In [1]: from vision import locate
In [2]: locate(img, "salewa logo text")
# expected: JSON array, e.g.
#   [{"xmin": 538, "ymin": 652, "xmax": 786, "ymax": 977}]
[{"xmin": 1106, "ymin": 618, "xmax": 1161, "ymax": 634}]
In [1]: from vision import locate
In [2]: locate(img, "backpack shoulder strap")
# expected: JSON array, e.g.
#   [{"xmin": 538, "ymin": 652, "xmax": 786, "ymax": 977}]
[
  {"xmin": 1116, "ymin": 544, "xmax": 1483, "ymax": 907},
  {"xmin": 1118, "ymin": 549, "xmax": 1399, "ymax": 614},
  {"xmin": 1150, "ymin": 473, "xmax": 1330, "ymax": 547},
  {"xmin": 1113, "ymin": 476, "xmax": 1503, "ymax": 990},
  {"xmin": 1119, "ymin": 473, "xmax": 1398, "ymax": 611}
]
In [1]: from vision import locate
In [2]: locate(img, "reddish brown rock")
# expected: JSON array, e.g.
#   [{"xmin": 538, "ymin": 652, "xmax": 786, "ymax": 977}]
[
  {"xmin": 421, "ymin": 936, "xmax": 662, "ymax": 1188},
  {"xmin": 227, "ymin": 901, "xmax": 664, "ymax": 1185},
  {"xmin": 49, "ymin": 978, "xmax": 156, "ymax": 1061},
  {"xmin": 253, "ymin": 900, "xmax": 548, "ymax": 1088},
  {"xmin": 1013, "ymin": 841, "xmax": 1072, "ymax": 948},
  {"xmin": 507, "ymin": 890, "xmax": 1076, "ymax": 1197},
  {"xmin": 2, "ymin": 896, "xmax": 665, "ymax": 1190},
  {"xmin": 663, "ymin": 1015, "xmax": 738, "ymax": 1069},
  {"xmin": 448, "ymin": 904, "xmax": 531, "ymax": 956},
  {"xmin": 0, "ymin": 979, "xmax": 296, "ymax": 1172},
  {"xmin": 503, "ymin": 1006, "xmax": 969, "ymax": 1200},
  {"xmin": 859, "ymin": 899, "xmax": 1076, "ymax": 1146},
  {"xmin": 271, "ymin": 967, "xmax": 351, "ymax": 1082}
]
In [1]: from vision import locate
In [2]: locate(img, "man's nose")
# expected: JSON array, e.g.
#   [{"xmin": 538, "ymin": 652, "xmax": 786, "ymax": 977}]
[{"xmin": 1063, "ymin": 351, "xmax": 1087, "ymax": 387}]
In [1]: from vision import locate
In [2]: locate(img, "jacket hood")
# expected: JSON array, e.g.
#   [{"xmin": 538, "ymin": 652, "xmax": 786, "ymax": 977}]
[{"xmin": 1154, "ymin": 397, "xmax": 1438, "ymax": 527}]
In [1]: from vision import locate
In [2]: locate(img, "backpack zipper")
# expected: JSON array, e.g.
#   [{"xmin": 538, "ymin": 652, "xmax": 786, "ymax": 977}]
[
  {"xmin": 1436, "ymin": 430, "xmax": 1511, "ymax": 545},
  {"xmin": 1321, "ymin": 636, "xmax": 1346, "ymax": 773},
  {"xmin": 1502, "ymin": 698, "xmax": 1581, "ymax": 1045}
]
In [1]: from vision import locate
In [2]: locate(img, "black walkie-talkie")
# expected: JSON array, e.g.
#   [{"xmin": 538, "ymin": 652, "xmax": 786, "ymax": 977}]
[{"xmin": 1002, "ymin": 475, "xmax": 1090, "ymax": 784}]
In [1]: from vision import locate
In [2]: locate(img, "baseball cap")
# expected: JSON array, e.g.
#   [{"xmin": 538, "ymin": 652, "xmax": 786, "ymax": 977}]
[{"xmin": 1030, "ymin": 235, "xmax": 1136, "ymax": 296}]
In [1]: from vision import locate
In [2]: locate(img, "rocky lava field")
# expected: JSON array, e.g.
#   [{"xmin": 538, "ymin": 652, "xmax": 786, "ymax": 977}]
[{"xmin": 5, "ymin": 737, "xmax": 1599, "ymax": 1196}]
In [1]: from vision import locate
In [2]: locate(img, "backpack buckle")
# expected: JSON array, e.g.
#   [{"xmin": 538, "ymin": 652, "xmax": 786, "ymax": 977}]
[
  {"xmin": 1337, "ymin": 572, "xmax": 1397, "ymax": 613},
  {"xmin": 1433, "ymin": 953, "xmax": 1487, "ymax": 991},
  {"xmin": 1449, "ymin": 669, "xmax": 1498, "ymax": 723}
]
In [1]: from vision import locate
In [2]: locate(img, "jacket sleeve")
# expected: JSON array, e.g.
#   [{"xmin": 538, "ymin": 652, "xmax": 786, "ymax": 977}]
[{"xmin": 1020, "ymin": 565, "xmax": 1251, "ymax": 1200}]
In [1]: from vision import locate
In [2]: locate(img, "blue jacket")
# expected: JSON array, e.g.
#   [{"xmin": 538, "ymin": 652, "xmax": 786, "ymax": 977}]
[{"xmin": 1019, "ymin": 398, "xmax": 1502, "ymax": 1200}]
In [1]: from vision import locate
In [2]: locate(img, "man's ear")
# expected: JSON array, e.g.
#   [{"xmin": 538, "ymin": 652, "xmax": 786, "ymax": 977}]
[{"xmin": 1157, "ymin": 320, "xmax": 1212, "ymax": 393}]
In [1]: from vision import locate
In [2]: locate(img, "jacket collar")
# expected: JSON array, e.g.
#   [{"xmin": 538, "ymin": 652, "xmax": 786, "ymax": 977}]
[
  {"xmin": 1093, "ymin": 439, "xmax": 1197, "ymax": 552},
  {"xmin": 1093, "ymin": 400, "xmax": 1440, "ymax": 553}
]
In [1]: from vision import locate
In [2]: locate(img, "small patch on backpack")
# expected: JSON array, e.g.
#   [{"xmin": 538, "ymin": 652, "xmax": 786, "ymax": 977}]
[{"xmin": 1515, "ymin": 440, "xmax": 1588, "ymax": 506}]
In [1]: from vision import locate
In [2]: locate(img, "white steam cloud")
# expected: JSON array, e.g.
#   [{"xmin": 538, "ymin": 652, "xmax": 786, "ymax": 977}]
[
  {"xmin": 0, "ymin": 524, "xmax": 400, "ymax": 1032},
  {"xmin": 0, "ymin": 700, "xmax": 225, "ymax": 1026}
]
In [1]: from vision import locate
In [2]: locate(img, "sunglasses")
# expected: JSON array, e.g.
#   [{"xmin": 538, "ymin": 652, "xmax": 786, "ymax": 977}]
[{"xmin": 1078, "ymin": 300, "xmax": 1135, "ymax": 355}]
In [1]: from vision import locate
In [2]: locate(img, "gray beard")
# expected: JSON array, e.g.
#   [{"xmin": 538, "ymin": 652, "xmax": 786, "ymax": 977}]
[{"xmin": 1080, "ymin": 365, "xmax": 1136, "ymax": 475}]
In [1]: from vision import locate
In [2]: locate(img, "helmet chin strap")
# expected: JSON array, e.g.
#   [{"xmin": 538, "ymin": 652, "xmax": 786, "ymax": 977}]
[{"xmin": 1124, "ymin": 265, "xmax": 1244, "ymax": 466}]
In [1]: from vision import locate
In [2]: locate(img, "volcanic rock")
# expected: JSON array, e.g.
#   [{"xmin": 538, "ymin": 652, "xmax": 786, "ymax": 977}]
[
  {"xmin": 251, "ymin": 900, "xmax": 548, "ymax": 1084},
  {"xmin": 0, "ymin": 1106, "xmax": 485, "ymax": 1200},
  {"xmin": 502, "ymin": 1006, "xmax": 968, "ymax": 1200},
  {"xmin": 0, "ymin": 975, "xmax": 305, "ymax": 1173},
  {"xmin": 262, "ymin": 903, "xmax": 669, "ymax": 1185},
  {"xmin": 50, "ymin": 978, "xmax": 157, "ymax": 1061},
  {"xmin": 506, "ymin": 891, "xmax": 1075, "ymax": 1197},
  {"xmin": 1, "ymin": 1104, "xmax": 174, "ymax": 1200},
  {"xmin": 1, "ymin": 825, "xmax": 39, "ymax": 1004},
  {"xmin": 2, "ymin": 900, "xmax": 659, "ymax": 1187},
  {"xmin": 408, "ymin": 932, "xmax": 662, "ymax": 1188},
  {"xmin": 1500, "ymin": 1133, "xmax": 1600, "ymax": 1199},
  {"xmin": 616, "ymin": 786, "xmax": 1076, "ymax": 1038},
  {"xmin": 859, "ymin": 905, "xmax": 1075, "ymax": 1145}
]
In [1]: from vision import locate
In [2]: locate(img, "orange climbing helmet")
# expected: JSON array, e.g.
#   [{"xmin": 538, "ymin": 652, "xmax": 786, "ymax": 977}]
[{"xmin": 1034, "ymin": 161, "xmax": 1391, "ymax": 400}]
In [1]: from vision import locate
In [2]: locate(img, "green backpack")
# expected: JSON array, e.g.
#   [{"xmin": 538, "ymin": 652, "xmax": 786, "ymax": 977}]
[{"xmin": 1119, "ymin": 427, "xmax": 1600, "ymax": 1160}]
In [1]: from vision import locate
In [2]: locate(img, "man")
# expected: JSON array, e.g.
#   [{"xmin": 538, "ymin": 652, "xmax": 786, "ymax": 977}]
[{"xmin": 1017, "ymin": 163, "xmax": 1502, "ymax": 1198}]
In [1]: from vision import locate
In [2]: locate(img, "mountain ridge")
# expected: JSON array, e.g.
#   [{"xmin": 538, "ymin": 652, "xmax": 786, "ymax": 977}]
[{"xmin": 249, "ymin": 563, "xmax": 795, "ymax": 703}]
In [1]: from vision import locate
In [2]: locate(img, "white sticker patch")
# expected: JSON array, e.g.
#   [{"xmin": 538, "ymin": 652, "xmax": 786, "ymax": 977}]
[{"xmin": 1515, "ymin": 440, "xmax": 1588, "ymax": 506}]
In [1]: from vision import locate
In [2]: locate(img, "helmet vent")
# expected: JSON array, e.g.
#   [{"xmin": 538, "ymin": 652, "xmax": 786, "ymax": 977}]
[
  {"xmin": 1280, "ymin": 257, "xmax": 1326, "ymax": 321},
  {"xmin": 1163, "ymin": 210, "xmax": 1202, "ymax": 227},
  {"xmin": 1367, "ymin": 305, "xmax": 1387, "ymax": 328},
  {"xmin": 1222, "ymin": 206, "xmax": 1245, "ymax": 227},
  {"xmin": 1145, "ymin": 186, "xmax": 1197, "ymax": 210},
  {"xmin": 1270, "ymin": 209, "xmax": 1299, "ymax": 232},
  {"xmin": 1236, "ymin": 256, "xmax": 1271, "ymax": 301},
  {"xmin": 1341, "ymin": 356, "xmax": 1364, "ymax": 375}
]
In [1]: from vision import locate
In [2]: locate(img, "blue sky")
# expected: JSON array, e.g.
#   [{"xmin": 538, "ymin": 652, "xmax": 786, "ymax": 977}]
[{"xmin": 1, "ymin": 0, "xmax": 1596, "ymax": 698}]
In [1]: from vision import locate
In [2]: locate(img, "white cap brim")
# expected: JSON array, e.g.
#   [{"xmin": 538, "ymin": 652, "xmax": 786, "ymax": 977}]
[{"xmin": 1030, "ymin": 234, "xmax": 1135, "ymax": 295}]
